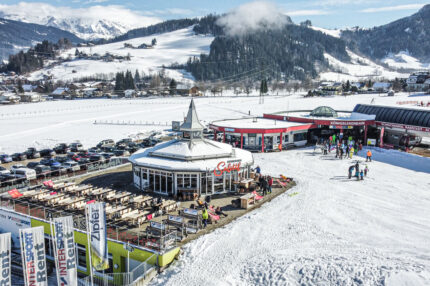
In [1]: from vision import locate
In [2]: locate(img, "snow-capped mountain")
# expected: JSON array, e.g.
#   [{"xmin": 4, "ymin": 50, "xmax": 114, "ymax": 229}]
[{"xmin": 0, "ymin": 2, "xmax": 161, "ymax": 40}]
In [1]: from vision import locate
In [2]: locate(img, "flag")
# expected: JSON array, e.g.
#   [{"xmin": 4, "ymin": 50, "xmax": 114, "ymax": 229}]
[
  {"xmin": 53, "ymin": 216, "xmax": 77, "ymax": 286},
  {"xmin": 20, "ymin": 226, "xmax": 48, "ymax": 286},
  {"xmin": 86, "ymin": 202, "xmax": 109, "ymax": 271},
  {"xmin": 0, "ymin": 233, "xmax": 11, "ymax": 286}
]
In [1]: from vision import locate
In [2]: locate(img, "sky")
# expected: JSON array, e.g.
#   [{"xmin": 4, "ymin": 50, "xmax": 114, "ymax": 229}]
[{"xmin": 0, "ymin": 0, "xmax": 428, "ymax": 29}]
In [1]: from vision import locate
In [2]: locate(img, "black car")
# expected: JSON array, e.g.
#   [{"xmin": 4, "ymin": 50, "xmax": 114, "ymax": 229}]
[
  {"xmin": 11, "ymin": 153, "xmax": 27, "ymax": 161},
  {"xmin": 26, "ymin": 162, "xmax": 40, "ymax": 169},
  {"xmin": 55, "ymin": 156, "xmax": 69, "ymax": 163},
  {"xmin": 100, "ymin": 146, "xmax": 115, "ymax": 152},
  {"xmin": 50, "ymin": 165, "xmax": 67, "ymax": 176},
  {"xmin": 35, "ymin": 165, "xmax": 52, "ymax": 178},
  {"xmin": 53, "ymin": 143, "xmax": 70, "ymax": 154},
  {"xmin": 0, "ymin": 174, "xmax": 25, "ymax": 187},
  {"xmin": 112, "ymin": 149, "xmax": 130, "ymax": 157},
  {"xmin": 89, "ymin": 154, "xmax": 106, "ymax": 163},
  {"xmin": 100, "ymin": 152, "xmax": 114, "ymax": 160},
  {"xmin": 25, "ymin": 147, "xmax": 41, "ymax": 159},
  {"xmin": 40, "ymin": 149, "xmax": 56, "ymax": 157}
]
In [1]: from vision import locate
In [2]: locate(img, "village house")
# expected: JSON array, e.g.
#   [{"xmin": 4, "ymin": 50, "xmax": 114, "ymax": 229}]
[
  {"xmin": 50, "ymin": 87, "xmax": 70, "ymax": 99},
  {"xmin": 372, "ymin": 82, "xmax": 392, "ymax": 92}
]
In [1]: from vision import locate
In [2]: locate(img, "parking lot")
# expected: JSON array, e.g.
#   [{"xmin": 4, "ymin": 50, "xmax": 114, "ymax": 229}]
[{"xmin": 0, "ymin": 135, "xmax": 164, "ymax": 191}]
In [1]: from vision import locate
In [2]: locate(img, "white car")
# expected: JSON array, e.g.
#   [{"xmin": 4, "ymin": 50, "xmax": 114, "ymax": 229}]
[
  {"xmin": 0, "ymin": 166, "xmax": 10, "ymax": 175},
  {"xmin": 63, "ymin": 161, "xmax": 80, "ymax": 172},
  {"xmin": 11, "ymin": 168, "xmax": 37, "ymax": 180},
  {"xmin": 11, "ymin": 164, "xmax": 25, "ymax": 170}
]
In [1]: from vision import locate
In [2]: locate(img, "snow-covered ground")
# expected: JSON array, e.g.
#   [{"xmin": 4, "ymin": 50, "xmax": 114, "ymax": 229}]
[
  {"xmin": 0, "ymin": 92, "xmax": 429, "ymax": 154},
  {"xmin": 151, "ymin": 147, "xmax": 430, "ymax": 285},
  {"xmin": 382, "ymin": 51, "xmax": 430, "ymax": 71},
  {"xmin": 310, "ymin": 26, "xmax": 341, "ymax": 38},
  {"xmin": 320, "ymin": 50, "xmax": 409, "ymax": 82},
  {"xmin": 28, "ymin": 27, "xmax": 214, "ymax": 83},
  {"xmin": 1, "ymin": 92, "xmax": 430, "ymax": 284}
]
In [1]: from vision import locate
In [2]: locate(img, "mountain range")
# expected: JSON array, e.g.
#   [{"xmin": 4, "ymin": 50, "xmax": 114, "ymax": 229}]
[{"xmin": 1, "ymin": 4, "xmax": 430, "ymax": 81}]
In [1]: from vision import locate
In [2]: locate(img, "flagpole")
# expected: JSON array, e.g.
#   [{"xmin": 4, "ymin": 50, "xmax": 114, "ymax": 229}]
[
  {"xmin": 19, "ymin": 230, "xmax": 28, "ymax": 286},
  {"xmin": 85, "ymin": 207, "xmax": 94, "ymax": 286},
  {"xmin": 50, "ymin": 219, "xmax": 61, "ymax": 286}
]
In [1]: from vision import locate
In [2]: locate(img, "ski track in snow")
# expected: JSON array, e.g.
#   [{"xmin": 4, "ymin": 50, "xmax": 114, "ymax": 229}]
[{"xmin": 152, "ymin": 149, "xmax": 430, "ymax": 285}]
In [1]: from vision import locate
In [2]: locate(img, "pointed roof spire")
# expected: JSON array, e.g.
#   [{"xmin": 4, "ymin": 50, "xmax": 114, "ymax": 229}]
[{"xmin": 180, "ymin": 99, "xmax": 205, "ymax": 131}]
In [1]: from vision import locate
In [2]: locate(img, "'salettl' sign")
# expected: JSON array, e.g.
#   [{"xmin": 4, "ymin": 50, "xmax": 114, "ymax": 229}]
[{"xmin": 214, "ymin": 161, "xmax": 241, "ymax": 177}]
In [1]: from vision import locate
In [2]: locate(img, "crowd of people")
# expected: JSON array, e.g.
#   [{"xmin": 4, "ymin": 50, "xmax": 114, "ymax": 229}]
[{"xmin": 316, "ymin": 134, "xmax": 374, "ymax": 181}]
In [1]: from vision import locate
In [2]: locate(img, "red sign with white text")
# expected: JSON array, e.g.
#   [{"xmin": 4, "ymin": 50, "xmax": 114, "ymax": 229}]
[{"xmin": 214, "ymin": 161, "xmax": 241, "ymax": 177}]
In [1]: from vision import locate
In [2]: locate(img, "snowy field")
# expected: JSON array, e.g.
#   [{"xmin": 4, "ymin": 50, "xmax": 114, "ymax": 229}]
[
  {"xmin": 0, "ymin": 92, "xmax": 429, "ymax": 154},
  {"xmin": 1, "ymin": 92, "xmax": 429, "ymax": 284},
  {"xmin": 152, "ymin": 148, "xmax": 430, "ymax": 285},
  {"xmin": 28, "ymin": 27, "xmax": 214, "ymax": 83}
]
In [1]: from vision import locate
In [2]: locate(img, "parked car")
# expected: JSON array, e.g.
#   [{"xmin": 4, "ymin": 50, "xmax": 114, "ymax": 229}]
[
  {"xmin": 62, "ymin": 161, "xmax": 80, "ymax": 172},
  {"xmin": 100, "ymin": 146, "xmax": 115, "ymax": 152},
  {"xmin": 11, "ymin": 153, "xmax": 27, "ymax": 161},
  {"xmin": 11, "ymin": 168, "xmax": 36, "ymax": 180},
  {"xmin": 78, "ymin": 151, "xmax": 91, "ymax": 159},
  {"xmin": 11, "ymin": 164, "xmax": 25, "ymax": 170},
  {"xmin": 88, "ymin": 147, "xmax": 101, "ymax": 153},
  {"xmin": 89, "ymin": 154, "xmax": 107, "ymax": 163},
  {"xmin": 0, "ymin": 166, "xmax": 10, "ymax": 175},
  {"xmin": 40, "ymin": 149, "xmax": 56, "ymax": 157},
  {"xmin": 100, "ymin": 152, "xmax": 114, "ymax": 160},
  {"xmin": 24, "ymin": 147, "xmax": 41, "ymax": 159},
  {"xmin": 39, "ymin": 158, "xmax": 61, "ymax": 167},
  {"xmin": 50, "ymin": 165, "xmax": 67, "ymax": 176},
  {"xmin": 70, "ymin": 142, "xmax": 84, "ymax": 152},
  {"xmin": 55, "ymin": 156, "xmax": 69, "ymax": 163},
  {"xmin": 116, "ymin": 138, "xmax": 133, "ymax": 148},
  {"xmin": 0, "ymin": 174, "xmax": 25, "ymax": 187},
  {"xmin": 53, "ymin": 143, "xmax": 70, "ymax": 154},
  {"xmin": 0, "ymin": 154, "xmax": 13, "ymax": 163},
  {"xmin": 113, "ymin": 149, "xmax": 130, "ymax": 157},
  {"xmin": 97, "ymin": 139, "xmax": 115, "ymax": 148},
  {"xmin": 26, "ymin": 162, "xmax": 40, "ymax": 169},
  {"xmin": 35, "ymin": 165, "xmax": 52, "ymax": 178}
]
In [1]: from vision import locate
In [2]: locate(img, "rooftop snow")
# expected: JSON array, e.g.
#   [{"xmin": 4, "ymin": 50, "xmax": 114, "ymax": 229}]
[{"xmin": 211, "ymin": 117, "xmax": 310, "ymax": 129}]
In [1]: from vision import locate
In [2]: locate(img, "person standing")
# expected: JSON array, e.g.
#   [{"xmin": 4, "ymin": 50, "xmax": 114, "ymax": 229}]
[
  {"xmin": 268, "ymin": 176, "xmax": 273, "ymax": 193},
  {"xmin": 339, "ymin": 147, "xmax": 344, "ymax": 159},
  {"xmin": 262, "ymin": 176, "xmax": 268, "ymax": 196},
  {"xmin": 202, "ymin": 208, "xmax": 209, "ymax": 228},
  {"xmin": 348, "ymin": 165, "xmax": 354, "ymax": 179},
  {"xmin": 255, "ymin": 165, "xmax": 261, "ymax": 174},
  {"xmin": 349, "ymin": 147, "xmax": 354, "ymax": 159},
  {"xmin": 364, "ymin": 165, "xmax": 369, "ymax": 176},
  {"xmin": 346, "ymin": 145, "xmax": 350, "ymax": 158},
  {"xmin": 360, "ymin": 169, "xmax": 364, "ymax": 180},
  {"xmin": 366, "ymin": 150, "xmax": 372, "ymax": 162}
]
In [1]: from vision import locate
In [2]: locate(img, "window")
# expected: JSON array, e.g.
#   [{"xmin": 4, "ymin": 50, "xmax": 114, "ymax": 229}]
[
  {"xmin": 76, "ymin": 243, "xmax": 87, "ymax": 271},
  {"xmin": 142, "ymin": 169, "xmax": 148, "ymax": 180},
  {"xmin": 283, "ymin": 135, "xmax": 289, "ymax": 143},
  {"xmin": 293, "ymin": 133, "xmax": 307, "ymax": 141}
]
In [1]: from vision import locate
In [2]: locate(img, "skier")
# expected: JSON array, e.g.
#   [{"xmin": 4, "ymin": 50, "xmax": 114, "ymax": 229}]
[
  {"xmin": 339, "ymin": 147, "xmax": 344, "ymax": 159},
  {"xmin": 345, "ymin": 145, "xmax": 350, "ymax": 158},
  {"xmin": 366, "ymin": 150, "xmax": 372, "ymax": 162},
  {"xmin": 335, "ymin": 146, "xmax": 339, "ymax": 158},
  {"xmin": 355, "ymin": 169, "xmax": 360, "ymax": 181},
  {"xmin": 360, "ymin": 170, "xmax": 364, "ymax": 180},
  {"xmin": 364, "ymin": 165, "xmax": 369, "ymax": 176},
  {"xmin": 355, "ymin": 162, "xmax": 360, "ymax": 173}
]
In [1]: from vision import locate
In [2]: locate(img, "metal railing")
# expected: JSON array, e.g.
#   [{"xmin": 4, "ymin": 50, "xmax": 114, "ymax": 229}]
[
  {"xmin": 0, "ymin": 157, "xmax": 129, "ymax": 193},
  {"xmin": 78, "ymin": 254, "xmax": 157, "ymax": 286}
]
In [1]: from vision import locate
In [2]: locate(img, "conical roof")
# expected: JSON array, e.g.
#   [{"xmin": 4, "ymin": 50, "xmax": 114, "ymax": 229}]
[{"xmin": 180, "ymin": 99, "xmax": 205, "ymax": 131}]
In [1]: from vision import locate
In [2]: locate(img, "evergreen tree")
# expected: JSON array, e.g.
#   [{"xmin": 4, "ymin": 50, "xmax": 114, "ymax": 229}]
[
  {"xmin": 17, "ymin": 80, "xmax": 24, "ymax": 94},
  {"xmin": 115, "ymin": 72, "xmax": 125, "ymax": 92},
  {"xmin": 260, "ymin": 79, "xmax": 268, "ymax": 94},
  {"xmin": 169, "ymin": 79, "xmax": 177, "ymax": 95},
  {"xmin": 134, "ymin": 70, "xmax": 140, "ymax": 83}
]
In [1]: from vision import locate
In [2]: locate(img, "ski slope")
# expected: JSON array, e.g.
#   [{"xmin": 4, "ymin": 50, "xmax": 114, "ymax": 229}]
[
  {"xmin": 151, "ymin": 148, "xmax": 430, "ymax": 285},
  {"xmin": 320, "ymin": 50, "xmax": 409, "ymax": 82},
  {"xmin": 382, "ymin": 51, "xmax": 430, "ymax": 71},
  {"xmin": 28, "ymin": 27, "xmax": 214, "ymax": 83}
]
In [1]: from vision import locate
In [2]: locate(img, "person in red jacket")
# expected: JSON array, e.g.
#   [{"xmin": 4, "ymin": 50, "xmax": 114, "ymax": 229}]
[{"xmin": 268, "ymin": 176, "xmax": 273, "ymax": 193}]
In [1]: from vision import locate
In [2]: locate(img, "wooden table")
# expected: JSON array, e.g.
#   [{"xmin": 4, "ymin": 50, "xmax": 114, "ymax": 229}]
[{"xmin": 240, "ymin": 193, "xmax": 255, "ymax": 209}]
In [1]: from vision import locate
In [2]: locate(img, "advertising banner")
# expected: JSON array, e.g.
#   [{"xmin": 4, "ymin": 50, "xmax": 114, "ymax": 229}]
[
  {"xmin": 0, "ymin": 233, "xmax": 11, "ymax": 286},
  {"xmin": 19, "ymin": 226, "xmax": 48, "ymax": 286},
  {"xmin": 53, "ymin": 216, "xmax": 77, "ymax": 286},
  {"xmin": 86, "ymin": 203, "xmax": 109, "ymax": 271},
  {"xmin": 0, "ymin": 208, "xmax": 31, "ymax": 249}
]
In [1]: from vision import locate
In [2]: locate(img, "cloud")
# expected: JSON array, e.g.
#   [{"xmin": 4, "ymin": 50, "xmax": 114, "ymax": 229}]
[
  {"xmin": 85, "ymin": 0, "xmax": 108, "ymax": 3},
  {"xmin": 286, "ymin": 9, "xmax": 330, "ymax": 16},
  {"xmin": 313, "ymin": 0, "xmax": 376, "ymax": 7},
  {"xmin": 216, "ymin": 1, "xmax": 290, "ymax": 36},
  {"xmin": 0, "ymin": 2, "xmax": 161, "ymax": 28},
  {"xmin": 360, "ymin": 3, "xmax": 425, "ymax": 13}
]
